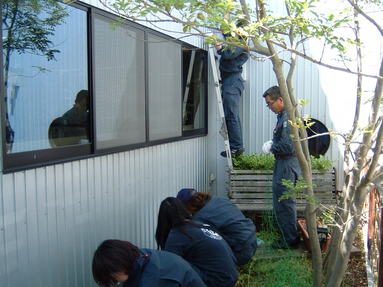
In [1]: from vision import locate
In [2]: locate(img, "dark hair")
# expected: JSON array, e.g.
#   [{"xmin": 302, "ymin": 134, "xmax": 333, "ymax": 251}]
[
  {"xmin": 155, "ymin": 197, "xmax": 192, "ymax": 249},
  {"xmin": 262, "ymin": 86, "xmax": 280, "ymax": 101},
  {"xmin": 92, "ymin": 239, "xmax": 140, "ymax": 287},
  {"xmin": 184, "ymin": 192, "xmax": 212, "ymax": 215},
  {"xmin": 75, "ymin": 90, "xmax": 89, "ymax": 104}
]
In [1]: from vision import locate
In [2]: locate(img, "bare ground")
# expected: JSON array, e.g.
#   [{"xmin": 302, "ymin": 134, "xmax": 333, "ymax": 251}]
[{"xmin": 341, "ymin": 229, "xmax": 368, "ymax": 287}]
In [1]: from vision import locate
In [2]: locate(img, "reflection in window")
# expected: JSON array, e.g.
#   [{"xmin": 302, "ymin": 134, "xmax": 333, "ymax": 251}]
[
  {"xmin": 2, "ymin": 1, "xmax": 88, "ymax": 153},
  {"xmin": 93, "ymin": 14, "xmax": 146, "ymax": 149},
  {"xmin": 48, "ymin": 90, "xmax": 90, "ymax": 147},
  {"xmin": 182, "ymin": 48, "xmax": 207, "ymax": 131}
]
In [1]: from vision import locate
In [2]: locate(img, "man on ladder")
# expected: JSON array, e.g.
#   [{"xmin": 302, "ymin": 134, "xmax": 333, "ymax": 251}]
[{"xmin": 213, "ymin": 22, "xmax": 249, "ymax": 158}]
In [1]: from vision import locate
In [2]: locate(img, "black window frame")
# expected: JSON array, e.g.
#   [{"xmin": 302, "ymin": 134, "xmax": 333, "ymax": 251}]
[{"xmin": 1, "ymin": 1, "xmax": 208, "ymax": 173}]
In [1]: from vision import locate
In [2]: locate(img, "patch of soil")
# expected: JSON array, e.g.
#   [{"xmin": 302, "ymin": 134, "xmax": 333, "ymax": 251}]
[{"xmin": 341, "ymin": 229, "xmax": 368, "ymax": 287}]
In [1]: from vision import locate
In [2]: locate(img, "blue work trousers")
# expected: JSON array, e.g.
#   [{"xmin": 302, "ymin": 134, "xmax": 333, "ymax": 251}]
[
  {"xmin": 272, "ymin": 158, "xmax": 300, "ymax": 244},
  {"xmin": 222, "ymin": 89, "xmax": 243, "ymax": 150}
]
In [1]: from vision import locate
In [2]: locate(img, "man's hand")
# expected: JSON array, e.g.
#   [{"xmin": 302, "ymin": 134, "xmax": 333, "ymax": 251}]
[{"xmin": 262, "ymin": 140, "xmax": 273, "ymax": 154}]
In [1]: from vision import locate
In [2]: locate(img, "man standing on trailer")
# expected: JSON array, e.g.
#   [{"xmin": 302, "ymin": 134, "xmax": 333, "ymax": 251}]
[{"xmin": 215, "ymin": 21, "xmax": 249, "ymax": 158}]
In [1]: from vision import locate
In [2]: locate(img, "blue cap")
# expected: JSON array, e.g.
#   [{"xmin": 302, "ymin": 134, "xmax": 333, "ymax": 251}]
[{"xmin": 177, "ymin": 188, "xmax": 197, "ymax": 203}]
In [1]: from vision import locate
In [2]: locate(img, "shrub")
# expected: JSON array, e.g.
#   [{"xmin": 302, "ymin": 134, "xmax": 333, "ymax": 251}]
[
  {"xmin": 233, "ymin": 154, "xmax": 332, "ymax": 170},
  {"xmin": 233, "ymin": 154, "xmax": 275, "ymax": 170},
  {"xmin": 311, "ymin": 155, "xmax": 333, "ymax": 170}
]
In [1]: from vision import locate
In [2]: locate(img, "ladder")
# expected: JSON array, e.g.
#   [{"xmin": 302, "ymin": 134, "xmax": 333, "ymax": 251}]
[
  {"xmin": 208, "ymin": 46, "xmax": 233, "ymax": 170},
  {"xmin": 182, "ymin": 50, "xmax": 196, "ymax": 119}
]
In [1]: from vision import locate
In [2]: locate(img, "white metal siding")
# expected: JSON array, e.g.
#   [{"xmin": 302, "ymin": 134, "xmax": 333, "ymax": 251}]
[{"xmin": 0, "ymin": 138, "xmax": 209, "ymax": 287}]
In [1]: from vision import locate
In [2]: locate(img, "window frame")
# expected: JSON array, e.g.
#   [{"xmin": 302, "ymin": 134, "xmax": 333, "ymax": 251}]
[{"xmin": 1, "ymin": 2, "xmax": 208, "ymax": 172}]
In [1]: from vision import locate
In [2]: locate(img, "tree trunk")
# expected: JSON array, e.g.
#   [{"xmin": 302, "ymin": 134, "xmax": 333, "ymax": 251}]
[
  {"xmin": 266, "ymin": 47, "xmax": 323, "ymax": 287},
  {"xmin": 325, "ymin": 187, "xmax": 367, "ymax": 287}
]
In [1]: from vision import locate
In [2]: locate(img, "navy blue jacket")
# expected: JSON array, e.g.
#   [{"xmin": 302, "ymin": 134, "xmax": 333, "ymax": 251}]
[
  {"xmin": 217, "ymin": 46, "xmax": 249, "ymax": 94},
  {"xmin": 165, "ymin": 222, "xmax": 238, "ymax": 287},
  {"xmin": 271, "ymin": 111, "xmax": 295, "ymax": 157},
  {"xmin": 123, "ymin": 249, "xmax": 206, "ymax": 287},
  {"xmin": 193, "ymin": 197, "xmax": 257, "ymax": 265}
]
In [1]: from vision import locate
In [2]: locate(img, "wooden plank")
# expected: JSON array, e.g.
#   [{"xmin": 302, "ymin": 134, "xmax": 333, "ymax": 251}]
[
  {"xmin": 229, "ymin": 169, "xmax": 336, "ymax": 211},
  {"xmin": 230, "ymin": 176, "xmax": 334, "ymax": 184},
  {"xmin": 230, "ymin": 183, "xmax": 335, "ymax": 193},
  {"xmin": 231, "ymin": 171, "xmax": 334, "ymax": 177},
  {"xmin": 231, "ymin": 181, "xmax": 273, "ymax": 187},
  {"xmin": 229, "ymin": 192, "xmax": 336, "ymax": 199},
  {"xmin": 230, "ymin": 193, "xmax": 273, "ymax": 199},
  {"xmin": 230, "ymin": 175, "xmax": 274, "ymax": 180},
  {"xmin": 231, "ymin": 170, "xmax": 274, "ymax": 174}
]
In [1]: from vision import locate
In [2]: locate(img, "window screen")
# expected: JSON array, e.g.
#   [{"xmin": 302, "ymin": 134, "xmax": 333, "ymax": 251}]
[
  {"xmin": 93, "ymin": 14, "xmax": 146, "ymax": 149},
  {"xmin": 147, "ymin": 34, "xmax": 182, "ymax": 141}
]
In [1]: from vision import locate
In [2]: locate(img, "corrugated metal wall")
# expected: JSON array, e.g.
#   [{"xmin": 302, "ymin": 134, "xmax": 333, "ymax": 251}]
[
  {"xmin": 244, "ymin": 55, "xmax": 335, "ymax": 150},
  {"xmin": 0, "ymin": 138, "xmax": 209, "ymax": 287},
  {"xmin": 0, "ymin": 2, "xmax": 221, "ymax": 287}
]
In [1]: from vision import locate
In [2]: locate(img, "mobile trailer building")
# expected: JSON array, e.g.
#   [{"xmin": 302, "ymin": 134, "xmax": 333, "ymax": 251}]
[
  {"xmin": 0, "ymin": 0, "xmax": 370, "ymax": 287},
  {"xmin": 0, "ymin": 1, "xmax": 221, "ymax": 286}
]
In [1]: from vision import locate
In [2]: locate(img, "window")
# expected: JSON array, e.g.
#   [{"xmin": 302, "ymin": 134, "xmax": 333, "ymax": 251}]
[
  {"xmin": 93, "ymin": 14, "xmax": 146, "ymax": 149},
  {"xmin": 148, "ymin": 34, "xmax": 182, "ymax": 141},
  {"xmin": 2, "ymin": 2, "xmax": 88, "ymax": 153},
  {"xmin": 182, "ymin": 48, "xmax": 207, "ymax": 133},
  {"xmin": 1, "ymin": 1, "xmax": 207, "ymax": 171}
]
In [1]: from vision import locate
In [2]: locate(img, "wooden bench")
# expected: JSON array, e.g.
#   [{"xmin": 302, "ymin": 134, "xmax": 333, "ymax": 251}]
[{"xmin": 229, "ymin": 169, "xmax": 337, "ymax": 211}]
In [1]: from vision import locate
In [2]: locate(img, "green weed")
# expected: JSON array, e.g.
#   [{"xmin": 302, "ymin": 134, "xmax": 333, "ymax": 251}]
[
  {"xmin": 237, "ymin": 252, "xmax": 312, "ymax": 287},
  {"xmin": 233, "ymin": 154, "xmax": 275, "ymax": 170},
  {"xmin": 237, "ymin": 212, "xmax": 312, "ymax": 287},
  {"xmin": 233, "ymin": 154, "xmax": 332, "ymax": 171}
]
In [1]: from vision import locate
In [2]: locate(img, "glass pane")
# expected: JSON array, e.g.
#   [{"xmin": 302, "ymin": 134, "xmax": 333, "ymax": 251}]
[
  {"xmin": 182, "ymin": 48, "xmax": 207, "ymax": 131},
  {"xmin": 2, "ymin": 1, "xmax": 89, "ymax": 153},
  {"xmin": 148, "ymin": 34, "xmax": 182, "ymax": 141},
  {"xmin": 94, "ymin": 15, "xmax": 146, "ymax": 149}
]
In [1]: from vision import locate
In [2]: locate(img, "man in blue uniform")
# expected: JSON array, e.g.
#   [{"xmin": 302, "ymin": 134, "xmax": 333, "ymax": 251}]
[
  {"xmin": 92, "ymin": 239, "xmax": 207, "ymax": 287},
  {"xmin": 262, "ymin": 86, "xmax": 301, "ymax": 249},
  {"xmin": 215, "ymin": 28, "xmax": 249, "ymax": 158}
]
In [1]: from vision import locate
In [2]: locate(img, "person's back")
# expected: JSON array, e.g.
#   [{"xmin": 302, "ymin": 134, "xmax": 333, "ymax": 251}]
[
  {"xmin": 127, "ymin": 248, "xmax": 207, "ymax": 287},
  {"xmin": 165, "ymin": 221, "xmax": 238, "ymax": 287},
  {"xmin": 193, "ymin": 196, "xmax": 257, "ymax": 264},
  {"xmin": 92, "ymin": 239, "xmax": 206, "ymax": 287},
  {"xmin": 177, "ymin": 189, "xmax": 257, "ymax": 265}
]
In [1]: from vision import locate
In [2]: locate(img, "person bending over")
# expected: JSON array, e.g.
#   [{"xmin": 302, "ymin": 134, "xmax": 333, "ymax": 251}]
[
  {"xmin": 92, "ymin": 239, "xmax": 206, "ymax": 287},
  {"xmin": 156, "ymin": 197, "xmax": 238, "ymax": 287},
  {"xmin": 177, "ymin": 188, "xmax": 258, "ymax": 265}
]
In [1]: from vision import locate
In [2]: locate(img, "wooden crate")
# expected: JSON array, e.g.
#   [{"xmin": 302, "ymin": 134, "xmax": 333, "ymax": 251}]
[{"xmin": 229, "ymin": 169, "xmax": 337, "ymax": 211}]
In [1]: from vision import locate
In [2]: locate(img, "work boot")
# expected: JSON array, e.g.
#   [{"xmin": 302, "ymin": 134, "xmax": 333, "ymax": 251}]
[{"xmin": 220, "ymin": 148, "xmax": 244, "ymax": 158}]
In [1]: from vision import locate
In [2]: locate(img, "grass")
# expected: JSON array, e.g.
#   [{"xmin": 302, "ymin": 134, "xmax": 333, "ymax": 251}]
[
  {"xmin": 237, "ymin": 212, "xmax": 313, "ymax": 287},
  {"xmin": 237, "ymin": 256, "xmax": 312, "ymax": 287}
]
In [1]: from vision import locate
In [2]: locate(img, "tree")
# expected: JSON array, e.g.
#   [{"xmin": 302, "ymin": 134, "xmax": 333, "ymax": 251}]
[
  {"xmin": 98, "ymin": 0, "xmax": 383, "ymax": 286},
  {"xmin": 1, "ymin": 0, "xmax": 68, "ymax": 151}
]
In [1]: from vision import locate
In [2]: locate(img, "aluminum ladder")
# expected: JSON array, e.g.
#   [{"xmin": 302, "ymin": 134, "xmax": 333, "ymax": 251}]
[{"xmin": 208, "ymin": 46, "xmax": 233, "ymax": 170}]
